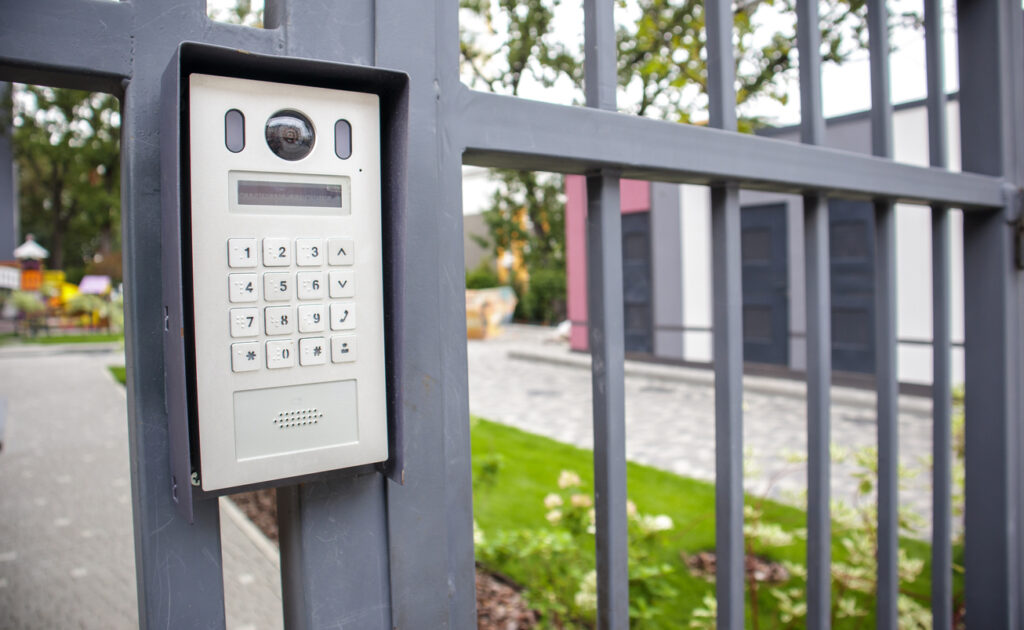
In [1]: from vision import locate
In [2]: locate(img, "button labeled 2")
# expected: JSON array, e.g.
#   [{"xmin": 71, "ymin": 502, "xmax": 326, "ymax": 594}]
[{"xmin": 263, "ymin": 237, "xmax": 292, "ymax": 267}]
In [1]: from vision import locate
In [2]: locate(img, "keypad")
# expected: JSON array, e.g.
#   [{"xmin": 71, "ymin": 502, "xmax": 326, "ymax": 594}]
[{"xmin": 228, "ymin": 237, "xmax": 360, "ymax": 372}]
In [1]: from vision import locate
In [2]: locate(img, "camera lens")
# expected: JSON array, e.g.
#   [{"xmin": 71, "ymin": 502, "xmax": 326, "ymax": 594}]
[{"xmin": 265, "ymin": 109, "xmax": 315, "ymax": 161}]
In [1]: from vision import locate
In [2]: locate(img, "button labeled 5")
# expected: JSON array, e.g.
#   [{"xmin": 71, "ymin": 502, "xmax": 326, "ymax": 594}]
[{"xmin": 263, "ymin": 272, "xmax": 293, "ymax": 301}]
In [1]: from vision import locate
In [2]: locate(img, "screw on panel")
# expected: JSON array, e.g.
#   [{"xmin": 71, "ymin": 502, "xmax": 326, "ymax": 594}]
[{"xmin": 191, "ymin": 471, "xmax": 201, "ymax": 486}]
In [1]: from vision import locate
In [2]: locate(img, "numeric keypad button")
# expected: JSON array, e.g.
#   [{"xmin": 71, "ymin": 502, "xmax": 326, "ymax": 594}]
[
  {"xmin": 330, "ymin": 302, "xmax": 356, "ymax": 330},
  {"xmin": 228, "ymin": 238, "xmax": 258, "ymax": 268},
  {"xmin": 263, "ymin": 272, "xmax": 293, "ymax": 301},
  {"xmin": 231, "ymin": 342, "xmax": 261, "ymax": 372},
  {"xmin": 298, "ymin": 304, "xmax": 326, "ymax": 333},
  {"xmin": 263, "ymin": 237, "xmax": 292, "ymax": 267},
  {"xmin": 328, "ymin": 270, "xmax": 355, "ymax": 298},
  {"xmin": 331, "ymin": 335, "xmax": 357, "ymax": 363},
  {"xmin": 266, "ymin": 339, "xmax": 296, "ymax": 369},
  {"xmin": 265, "ymin": 306, "xmax": 294, "ymax": 335},
  {"xmin": 230, "ymin": 307, "xmax": 260, "ymax": 338},
  {"xmin": 297, "ymin": 271, "xmax": 325, "ymax": 300},
  {"xmin": 228, "ymin": 273, "xmax": 258, "ymax": 303},
  {"xmin": 328, "ymin": 238, "xmax": 354, "ymax": 266},
  {"xmin": 299, "ymin": 337, "xmax": 328, "ymax": 366},
  {"xmin": 296, "ymin": 238, "xmax": 325, "ymax": 266}
]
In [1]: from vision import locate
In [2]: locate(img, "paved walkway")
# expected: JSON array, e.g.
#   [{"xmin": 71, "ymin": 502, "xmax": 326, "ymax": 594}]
[
  {"xmin": 0, "ymin": 344, "xmax": 283, "ymax": 630},
  {"xmin": 467, "ymin": 325, "xmax": 938, "ymax": 532}
]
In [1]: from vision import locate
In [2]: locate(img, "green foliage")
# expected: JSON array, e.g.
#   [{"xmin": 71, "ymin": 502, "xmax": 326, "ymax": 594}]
[
  {"xmin": 515, "ymin": 267, "xmax": 566, "ymax": 324},
  {"xmin": 465, "ymin": 260, "xmax": 502, "ymax": 289},
  {"xmin": 9, "ymin": 291, "xmax": 44, "ymax": 315},
  {"xmin": 12, "ymin": 85, "xmax": 120, "ymax": 278},
  {"xmin": 475, "ymin": 466, "xmax": 678, "ymax": 628},
  {"xmin": 472, "ymin": 416, "xmax": 954, "ymax": 629},
  {"xmin": 109, "ymin": 365, "xmax": 127, "ymax": 385}
]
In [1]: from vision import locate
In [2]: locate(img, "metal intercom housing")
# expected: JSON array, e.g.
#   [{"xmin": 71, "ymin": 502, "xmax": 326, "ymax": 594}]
[{"xmin": 161, "ymin": 43, "xmax": 408, "ymax": 521}]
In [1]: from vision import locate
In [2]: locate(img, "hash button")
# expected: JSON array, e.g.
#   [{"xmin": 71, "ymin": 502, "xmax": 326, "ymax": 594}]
[{"xmin": 299, "ymin": 337, "xmax": 327, "ymax": 366}]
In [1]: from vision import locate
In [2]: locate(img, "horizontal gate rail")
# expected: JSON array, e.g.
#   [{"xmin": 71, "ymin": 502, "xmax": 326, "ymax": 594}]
[{"xmin": 457, "ymin": 88, "xmax": 1005, "ymax": 210}]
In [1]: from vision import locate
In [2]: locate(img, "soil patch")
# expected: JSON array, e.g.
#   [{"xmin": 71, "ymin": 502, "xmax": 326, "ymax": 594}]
[{"xmin": 229, "ymin": 488, "xmax": 537, "ymax": 628}]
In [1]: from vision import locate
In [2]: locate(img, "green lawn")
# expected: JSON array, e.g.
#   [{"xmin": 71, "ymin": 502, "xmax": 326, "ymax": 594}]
[
  {"xmin": 109, "ymin": 365, "xmax": 126, "ymax": 385},
  {"xmin": 25, "ymin": 332, "xmax": 123, "ymax": 345},
  {"xmin": 471, "ymin": 417, "xmax": 945, "ymax": 629}
]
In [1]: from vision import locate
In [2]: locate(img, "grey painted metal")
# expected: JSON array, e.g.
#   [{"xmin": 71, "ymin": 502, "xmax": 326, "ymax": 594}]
[
  {"xmin": 924, "ymin": 2, "xmax": 952, "ymax": 628},
  {"xmin": 457, "ymin": 89, "xmax": 1004, "ymax": 209},
  {"xmin": 706, "ymin": 0, "xmax": 745, "ymax": 626},
  {"xmin": 866, "ymin": 1, "xmax": 898, "ymax": 626},
  {"xmin": 796, "ymin": 1, "xmax": 832, "ymax": 624},
  {"xmin": 0, "ymin": 82, "xmax": 16, "ymax": 260},
  {"xmin": 583, "ymin": 3, "xmax": 629, "ymax": 627},
  {"xmin": 278, "ymin": 475, "xmax": 392, "ymax": 629},
  {"xmin": 958, "ymin": 1, "xmax": 1024, "ymax": 627},
  {"xmin": 377, "ymin": 1, "xmax": 478, "ymax": 626},
  {"xmin": 585, "ymin": 173, "xmax": 629, "ymax": 630},
  {"xmin": 802, "ymin": 195, "xmax": 832, "ymax": 630},
  {"xmin": 710, "ymin": 184, "xmax": 745, "ymax": 630}
]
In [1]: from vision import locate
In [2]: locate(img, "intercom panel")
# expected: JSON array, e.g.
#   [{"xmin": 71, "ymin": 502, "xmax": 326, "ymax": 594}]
[{"xmin": 182, "ymin": 73, "xmax": 388, "ymax": 491}]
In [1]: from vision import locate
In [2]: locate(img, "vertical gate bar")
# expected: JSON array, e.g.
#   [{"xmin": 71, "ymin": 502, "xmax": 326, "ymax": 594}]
[
  {"xmin": 262, "ymin": 3, "xmax": 394, "ymax": 627},
  {"xmin": 796, "ymin": 1, "xmax": 832, "ymax": 626},
  {"xmin": 0, "ymin": 82, "xmax": 17, "ymax": 259},
  {"xmin": 583, "ymin": 3, "xmax": 629, "ymax": 628},
  {"xmin": 122, "ymin": 1, "xmax": 230, "ymax": 627},
  {"xmin": 957, "ymin": 1, "xmax": 1024, "ymax": 626},
  {"xmin": 377, "ymin": 0, "xmax": 478, "ymax": 626},
  {"xmin": 923, "ymin": 2, "xmax": 952, "ymax": 628},
  {"xmin": 866, "ymin": 1, "xmax": 898, "ymax": 627},
  {"xmin": 705, "ymin": 0, "xmax": 743, "ymax": 626}
]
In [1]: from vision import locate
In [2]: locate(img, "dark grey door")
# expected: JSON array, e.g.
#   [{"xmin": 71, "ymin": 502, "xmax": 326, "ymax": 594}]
[
  {"xmin": 622, "ymin": 212, "xmax": 652, "ymax": 353},
  {"xmin": 741, "ymin": 203, "xmax": 789, "ymax": 366},
  {"xmin": 829, "ymin": 199, "xmax": 876, "ymax": 374}
]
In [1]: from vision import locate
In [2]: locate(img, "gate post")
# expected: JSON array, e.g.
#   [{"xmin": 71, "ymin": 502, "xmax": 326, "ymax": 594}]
[{"xmin": 958, "ymin": 1, "xmax": 1024, "ymax": 627}]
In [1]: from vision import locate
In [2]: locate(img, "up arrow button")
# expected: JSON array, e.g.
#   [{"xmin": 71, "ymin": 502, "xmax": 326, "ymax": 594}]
[{"xmin": 328, "ymin": 237, "xmax": 354, "ymax": 266}]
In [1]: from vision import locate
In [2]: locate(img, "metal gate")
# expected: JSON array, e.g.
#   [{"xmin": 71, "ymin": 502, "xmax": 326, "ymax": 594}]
[{"xmin": 2, "ymin": 1, "xmax": 1022, "ymax": 629}]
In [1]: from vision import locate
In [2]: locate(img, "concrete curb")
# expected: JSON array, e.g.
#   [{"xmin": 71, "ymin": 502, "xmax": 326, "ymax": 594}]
[
  {"xmin": 0, "ymin": 341, "xmax": 124, "ymax": 358},
  {"xmin": 220, "ymin": 497, "xmax": 281, "ymax": 569},
  {"xmin": 508, "ymin": 347, "xmax": 934, "ymax": 418}
]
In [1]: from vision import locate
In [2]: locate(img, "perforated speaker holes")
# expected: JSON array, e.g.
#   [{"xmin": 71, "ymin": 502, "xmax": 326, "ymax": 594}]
[{"xmin": 274, "ymin": 408, "xmax": 324, "ymax": 429}]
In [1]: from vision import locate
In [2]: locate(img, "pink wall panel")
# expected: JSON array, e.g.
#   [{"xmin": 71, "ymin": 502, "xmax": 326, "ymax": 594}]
[{"xmin": 564, "ymin": 176, "xmax": 651, "ymax": 352}]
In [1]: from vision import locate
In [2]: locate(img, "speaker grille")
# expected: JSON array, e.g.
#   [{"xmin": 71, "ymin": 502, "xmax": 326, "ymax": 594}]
[{"xmin": 274, "ymin": 408, "xmax": 324, "ymax": 429}]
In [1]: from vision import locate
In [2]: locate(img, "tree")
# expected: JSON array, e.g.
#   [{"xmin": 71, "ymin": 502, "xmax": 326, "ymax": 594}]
[
  {"xmin": 459, "ymin": 0, "xmax": 912, "ymax": 320},
  {"xmin": 12, "ymin": 86, "xmax": 120, "ymax": 281}
]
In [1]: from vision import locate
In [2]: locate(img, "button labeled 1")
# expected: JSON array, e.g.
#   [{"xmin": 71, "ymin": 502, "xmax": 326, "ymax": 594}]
[{"xmin": 228, "ymin": 238, "xmax": 258, "ymax": 268}]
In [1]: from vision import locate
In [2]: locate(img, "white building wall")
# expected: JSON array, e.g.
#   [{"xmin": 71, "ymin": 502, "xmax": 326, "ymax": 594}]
[{"xmin": 675, "ymin": 99, "xmax": 966, "ymax": 386}]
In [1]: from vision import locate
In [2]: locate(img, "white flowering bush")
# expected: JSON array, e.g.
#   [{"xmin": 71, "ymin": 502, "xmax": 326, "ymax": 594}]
[{"xmin": 475, "ymin": 469, "xmax": 678, "ymax": 629}]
